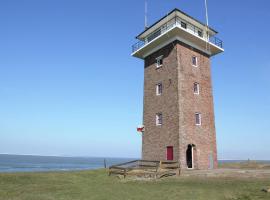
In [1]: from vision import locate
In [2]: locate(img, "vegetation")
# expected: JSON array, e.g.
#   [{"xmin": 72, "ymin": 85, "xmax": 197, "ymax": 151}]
[
  {"xmin": 0, "ymin": 169, "xmax": 270, "ymax": 200},
  {"xmin": 219, "ymin": 161, "xmax": 270, "ymax": 170}
]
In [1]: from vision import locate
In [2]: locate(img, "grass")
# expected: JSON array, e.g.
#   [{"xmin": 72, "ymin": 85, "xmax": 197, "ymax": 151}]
[
  {"xmin": 0, "ymin": 169, "xmax": 270, "ymax": 200},
  {"xmin": 219, "ymin": 161, "xmax": 270, "ymax": 170}
]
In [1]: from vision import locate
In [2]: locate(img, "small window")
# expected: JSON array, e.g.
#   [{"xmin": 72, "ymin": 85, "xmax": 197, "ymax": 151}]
[
  {"xmin": 156, "ymin": 83, "xmax": 162, "ymax": 95},
  {"xmin": 192, "ymin": 56, "xmax": 198, "ymax": 67},
  {"xmin": 198, "ymin": 30, "xmax": 203, "ymax": 37},
  {"xmin": 156, "ymin": 56, "xmax": 163, "ymax": 68},
  {"xmin": 181, "ymin": 21, "xmax": 187, "ymax": 29},
  {"xmin": 195, "ymin": 113, "xmax": 201, "ymax": 126},
  {"xmin": 156, "ymin": 113, "xmax": 162, "ymax": 126},
  {"xmin": 194, "ymin": 83, "xmax": 200, "ymax": 95}
]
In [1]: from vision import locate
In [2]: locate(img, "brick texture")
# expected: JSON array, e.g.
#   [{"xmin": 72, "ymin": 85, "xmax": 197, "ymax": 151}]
[{"xmin": 142, "ymin": 40, "xmax": 218, "ymax": 170}]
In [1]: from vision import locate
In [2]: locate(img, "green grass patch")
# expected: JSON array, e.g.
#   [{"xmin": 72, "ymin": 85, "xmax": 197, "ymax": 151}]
[
  {"xmin": 219, "ymin": 161, "xmax": 270, "ymax": 170},
  {"xmin": 0, "ymin": 169, "xmax": 269, "ymax": 200}
]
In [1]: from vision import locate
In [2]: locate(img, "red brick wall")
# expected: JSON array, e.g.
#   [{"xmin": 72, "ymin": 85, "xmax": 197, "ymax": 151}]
[
  {"xmin": 143, "ymin": 42, "xmax": 180, "ymax": 161},
  {"xmin": 142, "ymin": 40, "xmax": 218, "ymax": 169}
]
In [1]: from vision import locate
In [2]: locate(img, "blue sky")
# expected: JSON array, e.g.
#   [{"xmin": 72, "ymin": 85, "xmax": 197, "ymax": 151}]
[{"xmin": 0, "ymin": 0, "xmax": 269, "ymax": 160}]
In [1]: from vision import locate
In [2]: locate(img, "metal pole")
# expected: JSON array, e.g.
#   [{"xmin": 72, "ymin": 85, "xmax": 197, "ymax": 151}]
[
  {"xmin": 104, "ymin": 158, "xmax": 107, "ymax": 168},
  {"xmin": 204, "ymin": 0, "xmax": 209, "ymax": 28},
  {"xmin": 144, "ymin": 0, "xmax": 148, "ymax": 29},
  {"xmin": 204, "ymin": 0, "xmax": 210, "ymax": 51}
]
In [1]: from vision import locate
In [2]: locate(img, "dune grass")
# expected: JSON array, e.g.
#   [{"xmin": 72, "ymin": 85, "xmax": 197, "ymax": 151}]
[
  {"xmin": 219, "ymin": 161, "xmax": 270, "ymax": 170},
  {"xmin": 0, "ymin": 169, "xmax": 270, "ymax": 200}
]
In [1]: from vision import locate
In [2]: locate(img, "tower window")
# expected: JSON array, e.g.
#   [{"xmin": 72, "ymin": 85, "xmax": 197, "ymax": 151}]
[
  {"xmin": 156, "ymin": 56, "xmax": 163, "ymax": 68},
  {"xmin": 192, "ymin": 56, "xmax": 198, "ymax": 66},
  {"xmin": 198, "ymin": 30, "xmax": 203, "ymax": 37},
  {"xmin": 156, "ymin": 83, "xmax": 162, "ymax": 95},
  {"xmin": 194, "ymin": 83, "xmax": 200, "ymax": 94},
  {"xmin": 195, "ymin": 113, "xmax": 201, "ymax": 126},
  {"xmin": 156, "ymin": 113, "xmax": 163, "ymax": 126},
  {"xmin": 181, "ymin": 21, "xmax": 187, "ymax": 29}
]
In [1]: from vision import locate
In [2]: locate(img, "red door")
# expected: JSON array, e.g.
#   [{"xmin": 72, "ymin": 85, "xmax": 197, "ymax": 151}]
[{"xmin": 166, "ymin": 146, "xmax": 173, "ymax": 161}]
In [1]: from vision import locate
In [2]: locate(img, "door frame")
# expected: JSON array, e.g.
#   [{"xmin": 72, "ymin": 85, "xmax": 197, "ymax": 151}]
[
  {"xmin": 186, "ymin": 144, "xmax": 194, "ymax": 169},
  {"xmin": 166, "ymin": 146, "xmax": 174, "ymax": 161}
]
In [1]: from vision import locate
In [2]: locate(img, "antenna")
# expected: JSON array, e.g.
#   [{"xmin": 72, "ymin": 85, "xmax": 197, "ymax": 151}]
[
  {"xmin": 204, "ymin": 0, "xmax": 210, "ymax": 51},
  {"xmin": 204, "ymin": 0, "xmax": 209, "ymax": 27},
  {"xmin": 144, "ymin": 0, "xmax": 148, "ymax": 29}
]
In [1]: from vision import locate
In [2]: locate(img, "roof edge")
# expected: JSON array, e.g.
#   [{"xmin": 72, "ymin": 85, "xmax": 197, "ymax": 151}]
[{"xmin": 136, "ymin": 8, "xmax": 218, "ymax": 39}]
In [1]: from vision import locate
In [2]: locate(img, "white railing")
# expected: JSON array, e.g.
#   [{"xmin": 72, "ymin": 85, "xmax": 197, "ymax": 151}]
[{"xmin": 132, "ymin": 17, "xmax": 223, "ymax": 53}]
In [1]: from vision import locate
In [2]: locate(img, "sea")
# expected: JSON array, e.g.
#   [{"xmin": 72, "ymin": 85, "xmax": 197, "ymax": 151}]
[
  {"xmin": 0, "ymin": 154, "xmax": 134, "ymax": 173},
  {"xmin": 0, "ymin": 154, "xmax": 269, "ymax": 173}
]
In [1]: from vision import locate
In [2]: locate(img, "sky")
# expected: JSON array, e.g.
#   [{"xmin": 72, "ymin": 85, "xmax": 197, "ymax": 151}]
[{"xmin": 0, "ymin": 0, "xmax": 270, "ymax": 160}]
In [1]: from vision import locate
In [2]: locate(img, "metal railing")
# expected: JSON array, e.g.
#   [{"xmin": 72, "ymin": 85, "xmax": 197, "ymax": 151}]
[
  {"xmin": 132, "ymin": 16, "xmax": 223, "ymax": 53},
  {"xmin": 132, "ymin": 40, "xmax": 145, "ymax": 53},
  {"xmin": 210, "ymin": 36, "xmax": 223, "ymax": 48}
]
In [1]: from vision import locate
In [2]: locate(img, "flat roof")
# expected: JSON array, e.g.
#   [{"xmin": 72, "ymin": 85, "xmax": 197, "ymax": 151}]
[{"xmin": 136, "ymin": 8, "xmax": 218, "ymax": 39}]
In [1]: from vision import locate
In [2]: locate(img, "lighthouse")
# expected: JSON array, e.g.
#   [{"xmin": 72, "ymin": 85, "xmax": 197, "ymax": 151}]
[{"xmin": 132, "ymin": 8, "xmax": 223, "ymax": 170}]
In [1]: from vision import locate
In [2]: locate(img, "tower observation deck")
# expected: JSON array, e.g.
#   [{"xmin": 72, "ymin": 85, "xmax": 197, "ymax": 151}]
[{"xmin": 132, "ymin": 8, "xmax": 223, "ymax": 59}]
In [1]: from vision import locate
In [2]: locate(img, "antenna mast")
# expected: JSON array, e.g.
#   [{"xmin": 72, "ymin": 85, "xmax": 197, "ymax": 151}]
[
  {"xmin": 204, "ymin": 0, "xmax": 209, "ymax": 27},
  {"xmin": 204, "ymin": 0, "xmax": 210, "ymax": 51},
  {"xmin": 144, "ymin": 0, "xmax": 148, "ymax": 29}
]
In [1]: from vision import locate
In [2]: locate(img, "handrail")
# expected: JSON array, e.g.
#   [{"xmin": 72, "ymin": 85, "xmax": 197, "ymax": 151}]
[
  {"xmin": 109, "ymin": 159, "xmax": 140, "ymax": 168},
  {"xmin": 132, "ymin": 16, "xmax": 223, "ymax": 53},
  {"xmin": 108, "ymin": 160, "xmax": 181, "ymax": 179},
  {"xmin": 210, "ymin": 36, "xmax": 223, "ymax": 48}
]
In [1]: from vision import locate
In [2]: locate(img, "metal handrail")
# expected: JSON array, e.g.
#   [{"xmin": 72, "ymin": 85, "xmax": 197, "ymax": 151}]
[
  {"xmin": 210, "ymin": 36, "xmax": 223, "ymax": 48},
  {"xmin": 132, "ymin": 40, "xmax": 145, "ymax": 53},
  {"xmin": 132, "ymin": 16, "xmax": 223, "ymax": 53}
]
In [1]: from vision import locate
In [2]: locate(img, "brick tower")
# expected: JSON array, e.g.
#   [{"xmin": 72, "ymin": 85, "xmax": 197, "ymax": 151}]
[{"xmin": 132, "ymin": 9, "xmax": 224, "ymax": 170}]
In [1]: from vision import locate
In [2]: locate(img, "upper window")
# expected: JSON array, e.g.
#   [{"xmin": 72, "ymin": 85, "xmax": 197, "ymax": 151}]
[
  {"xmin": 198, "ymin": 30, "xmax": 203, "ymax": 38},
  {"xmin": 156, "ymin": 83, "xmax": 162, "ymax": 96},
  {"xmin": 194, "ymin": 83, "xmax": 200, "ymax": 95},
  {"xmin": 192, "ymin": 56, "xmax": 198, "ymax": 67},
  {"xmin": 195, "ymin": 113, "xmax": 201, "ymax": 126},
  {"xmin": 156, "ymin": 56, "xmax": 163, "ymax": 68},
  {"xmin": 156, "ymin": 113, "xmax": 163, "ymax": 126},
  {"xmin": 181, "ymin": 21, "xmax": 187, "ymax": 29}
]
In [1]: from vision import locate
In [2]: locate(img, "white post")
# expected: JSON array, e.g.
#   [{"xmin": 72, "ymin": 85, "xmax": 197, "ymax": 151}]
[
  {"xmin": 141, "ymin": 132, "xmax": 143, "ymax": 160},
  {"xmin": 191, "ymin": 146, "xmax": 194, "ymax": 169}
]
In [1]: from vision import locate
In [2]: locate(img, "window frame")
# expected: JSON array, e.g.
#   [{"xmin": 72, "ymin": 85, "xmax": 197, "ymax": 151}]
[
  {"xmin": 198, "ymin": 30, "xmax": 203, "ymax": 38},
  {"xmin": 195, "ymin": 113, "xmax": 201, "ymax": 126},
  {"xmin": 193, "ymin": 82, "xmax": 200, "ymax": 95},
  {"xmin": 192, "ymin": 56, "xmax": 198, "ymax": 67},
  {"xmin": 156, "ymin": 82, "xmax": 162, "ymax": 96},
  {"xmin": 156, "ymin": 113, "xmax": 163, "ymax": 126},
  {"xmin": 181, "ymin": 21, "xmax": 187, "ymax": 29},
  {"xmin": 156, "ymin": 55, "xmax": 163, "ymax": 68}
]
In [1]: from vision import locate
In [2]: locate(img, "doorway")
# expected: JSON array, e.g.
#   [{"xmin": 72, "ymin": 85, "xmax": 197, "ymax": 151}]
[
  {"xmin": 166, "ymin": 146, "xmax": 173, "ymax": 161},
  {"xmin": 186, "ymin": 144, "xmax": 193, "ymax": 169}
]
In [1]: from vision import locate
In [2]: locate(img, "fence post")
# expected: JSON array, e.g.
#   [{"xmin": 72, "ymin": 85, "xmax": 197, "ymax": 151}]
[
  {"xmin": 104, "ymin": 159, "xmax": 107, "ymax": 168},
  {"xmin": 124, "ymin": 169, "xmax": 126, "ymax": 179},
  {"xmin": 177, "ymin": 162, "xmax": 181, "ymax": 176}
]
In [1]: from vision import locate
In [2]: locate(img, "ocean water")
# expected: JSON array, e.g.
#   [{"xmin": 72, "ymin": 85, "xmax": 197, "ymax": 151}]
[
  {"xmin": 1, "ymin": 154, "xmax": 269, "ymax": 173},
  {"xmin": 0, "ymin": 154, "xmax": 134, "ymax": 173}
]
